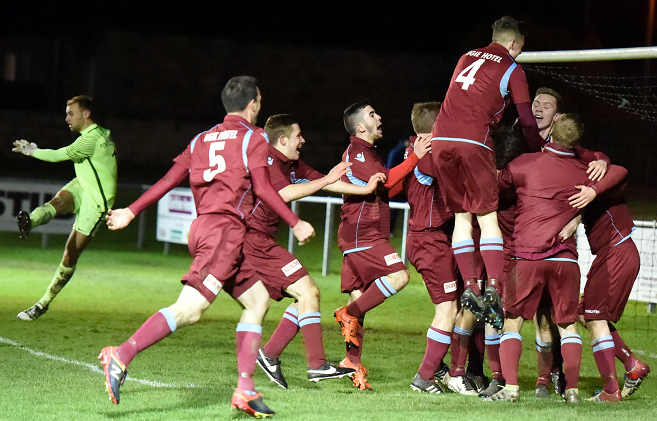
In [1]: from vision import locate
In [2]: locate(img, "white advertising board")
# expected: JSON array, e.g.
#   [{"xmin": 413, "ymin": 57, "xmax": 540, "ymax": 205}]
[
  {"xmin": 156, "ymin": 187, "xmax": 196, "ymax": 245},
  {"xmin": 0, "ymin": 178, "xmax": 75, "ymax": 234}
]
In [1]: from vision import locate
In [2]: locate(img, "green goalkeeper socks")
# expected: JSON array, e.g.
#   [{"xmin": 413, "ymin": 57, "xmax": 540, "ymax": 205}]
[
  {"xmin": 38, "ymin": 263, "xmax": 76, "ymax": 307},
  {"xmin": 30, "ymin": 202, "xmax": 56, "ymax": 228}
]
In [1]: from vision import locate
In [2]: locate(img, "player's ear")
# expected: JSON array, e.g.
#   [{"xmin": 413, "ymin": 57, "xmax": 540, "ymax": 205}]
[
  {"xmin": 356, "ymin": 122, "xmax": 366, "ymax": 134},
  {"xmin": 278, "ymin": 135, "xmax": 287, "ymax": 146},
  {"xmin": 83, "ymin": 110, "xmax": 91, "ymax": 120}
]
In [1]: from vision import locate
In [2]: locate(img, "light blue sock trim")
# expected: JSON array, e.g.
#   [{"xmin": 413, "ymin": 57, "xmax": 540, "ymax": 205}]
[
  {"xmin": 485, "ymin": 333, "xmax": 501, "ymax": 345},
  {"xmin": 560, "ymin": 334, "xmax": 582, "ymax": 346},
  {"xmin": 375, "ymin": 276, "xmax": 398, "ymax": 298},
  {"xmin": 501, "ymin": 332, "xmax": 522, "ymax": 342},
  {"xmin": 427, "ymin": 328, "xmax": 451, "ymax": 344},
  {"xmin": 592, "ymin": 335, "xmax": 615, "ymax": 352},
  {"xmin": 236, "ymin": 323, "xmax": 262, "ymax": 334},
  {"xmin": 159, "ymin": 308, "xmax": 177, "ymax": 333},
  {"xmin": 453, "ymin": 325, "xmax": 472, "ymax": 336},
  {"xmin": 299, "ymin": 312, "xmax": 322, "ymax": 327}
]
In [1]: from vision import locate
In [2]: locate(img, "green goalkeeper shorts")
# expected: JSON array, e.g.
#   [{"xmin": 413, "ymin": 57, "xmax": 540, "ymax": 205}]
[{"xmin": 61, "ymin": 178, "xmax": 108, "ymax": 237}]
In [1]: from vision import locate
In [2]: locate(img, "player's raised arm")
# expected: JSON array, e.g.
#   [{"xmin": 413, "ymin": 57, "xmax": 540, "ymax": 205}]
[{"xmin": 278, "ymin": 162, "xmax": 352, "ymax": 202}]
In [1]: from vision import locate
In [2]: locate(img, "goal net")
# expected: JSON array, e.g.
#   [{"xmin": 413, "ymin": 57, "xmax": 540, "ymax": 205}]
[{"xmin": 517, "ymin": 47, "xmax": 657, "ymax": 333}]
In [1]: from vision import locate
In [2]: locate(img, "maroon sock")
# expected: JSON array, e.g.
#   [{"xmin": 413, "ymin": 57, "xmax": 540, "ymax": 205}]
[
  {"xmin": 560, "ymin": 334, "xmax": 582, "ymax": 391},
  {"xmin": 609, "ymin": 327, "xmax": 637, "ymax": 371},
  {"xmin": 263, "ymin": 306, "xmax": 299, "ymax": 359},
  {"xmin": 485, "ymin": 332, "xmax": 503, "ymax": 380},
  {"xmin": 345, "ymin": 322, "xmax": 364, "ymax": 365},
  {"xmin": 117, "ymin": 309, "xmax": 175, "ymax": 366},
  {"xmin": 418, "ymin": 327, "xmax": 451, "ymax": 381},
  {"xmin": 479, "ymin": 238, "xmax": 504, "ymax": 281},
  {"xmin": 346, "ymin": 277, "xmax": 397, "ymax": 318},
  {"xmin": 299, "ymin": 312, "xmax": 326, "ymax": 369},
  {"xmin": 499, "ymin": 332, "xmax": 523, "ymax": 385},
  {"xmin": 453, "ymin": 239, "xmax": 479, "ymax": 282},
  {"xmin": 450, "ymin": 327, "xmax": 471, "ymax": 377},
  {"xmin": 535, "ymin": 339, "xmax": 553, "ymax": 386},
  {"xmin": 467, "ymin": 328, "xmax": 485, "ymax": 376},
  {"xmin": 236, "ymin": 324, "xmax": 261, "ymax": 392},
  {"xmin": 592, "ymin": 336, "xmax": 619, "ymax": 393}
]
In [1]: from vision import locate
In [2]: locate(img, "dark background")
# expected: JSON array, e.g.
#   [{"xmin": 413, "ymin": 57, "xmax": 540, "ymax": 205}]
[{"xmin": 1, "ymin": 1, "xmax": 656, "ymax": 212}]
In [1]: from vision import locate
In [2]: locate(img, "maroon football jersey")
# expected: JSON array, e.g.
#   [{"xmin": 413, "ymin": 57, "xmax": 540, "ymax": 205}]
[
  {"xmin": 338, "ymin": 136, "xmax": 391, "ymax": 252},
  {"xmin": 403, "ymin": 141, "xmax": 453, "ymax": 232},
  {"xmin": 583, "ymin": 189, "xmax": 635, "ymax": 254},
  {"xmin": 498, "ymin": 143, "xmax": 592, "ymax": 259},
  {"xmin": 249, "ymin": 145, "xmax": 324, "ymax": 238},
  {"xmin": 173, "ymin": 115, "xmax": 268, "ymax": 219},
  {"xmin": 432, "ymin": 43, "xmax": 532, "ymax": 149}
]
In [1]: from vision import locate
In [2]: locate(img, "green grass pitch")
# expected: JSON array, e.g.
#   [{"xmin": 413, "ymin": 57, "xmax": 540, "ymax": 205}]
[{"xmin": 0, "ymin": 219, "xmax": 655, "ymax": 420}]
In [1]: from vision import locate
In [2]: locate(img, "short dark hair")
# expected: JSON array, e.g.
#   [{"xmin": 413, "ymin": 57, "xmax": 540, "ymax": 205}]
[
  {"xmin": 492, "ymin": 16, "xmax": 525, "ymax": 44},
  {"xmin": 493, "ymin": 126, "xmax": 527, "ymax": 169},
  {"xmin": 67, "ymin": 95, "xmax": 94, "ymax": 118},
  {"xmin": 534, "ymin": 87, "xmax": 563, "ymax": 113},
  {"xmin": 265, "ymin": 114, "xmax": 299, "ymax": 145},
  {"xmin": 411, "ymin": 102, "xmax": 441, "ymax": 135},
  {"xmin": 221, "ymin": 76, "xmax": 259, "ymax": 113},
  {"xmin": 551, "ymin": 113, "xmax": 584, "ymax": 149},
  {"xmin": 343, "ymin": 100, "xmax": 370, "ymax": 136}
]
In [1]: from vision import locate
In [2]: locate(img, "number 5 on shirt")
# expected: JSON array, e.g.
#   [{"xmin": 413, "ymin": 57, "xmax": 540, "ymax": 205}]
[{"xmin": 203, "ymin": 141, "xmax": 226, "ymax": 182}]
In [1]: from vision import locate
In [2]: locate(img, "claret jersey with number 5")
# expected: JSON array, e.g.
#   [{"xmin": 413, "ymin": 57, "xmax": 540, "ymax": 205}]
[
  {"xmin": 432, "ymin": 42, "xmax": 531, "ymax": 149},
  {"xmin": 173, "ymin": 114, "xmax": 269, "ymax": 218}
]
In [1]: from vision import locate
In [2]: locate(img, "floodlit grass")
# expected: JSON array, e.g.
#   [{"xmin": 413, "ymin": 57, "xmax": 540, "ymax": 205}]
[{"xmin": 1, "ymin": 224, "xmax": 656, "ymax": 420}]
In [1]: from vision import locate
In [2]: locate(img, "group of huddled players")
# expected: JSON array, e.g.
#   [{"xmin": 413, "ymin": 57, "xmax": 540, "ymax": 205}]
[{"xmin": 11, "ymin": 14, "xmax": 650, "ymax": 419}]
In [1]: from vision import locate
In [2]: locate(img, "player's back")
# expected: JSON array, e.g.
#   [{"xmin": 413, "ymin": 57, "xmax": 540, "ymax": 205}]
[
  {"xmin": 434, "ymin": 43, "xmax": 529, "ymax": 147},
  {"xmin": 175, "ymin": 115, "xmax": 268, "ymax": 219},
  {"xmin": 404, "ymin": 143, "xmax": 452, "ymax": 231}
]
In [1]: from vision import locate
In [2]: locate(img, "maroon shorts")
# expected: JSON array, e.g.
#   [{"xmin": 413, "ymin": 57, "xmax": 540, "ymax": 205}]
[
  {"xmin": 182, "ymin": 214, "xmax": 256, "ymax": 303},
  {"xmin": 407, "ymin": 230, "xmax": 459, "ymax": 304},
  {"xmin": 341, "ymin": 242, "xmax": 407, "ymax": 293},
  {"xmin": 432, "ymin": 139, "xmax": 498, "ymax": 214},
  {"xmin": 236, "ymin": 230, "xmax": 310, "ymax": 301},
  {"xmin": 504, "ymin": 251, "xmax": 580, "ymax": 324},
  {"xmin": 579, "ymin": 239, "xmax": 640, "ymax": 323}
]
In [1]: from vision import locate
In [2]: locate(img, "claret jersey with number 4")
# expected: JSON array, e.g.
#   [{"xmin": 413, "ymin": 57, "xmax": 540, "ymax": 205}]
[
  {"xmin": 173, "ymin": 114, "xmax": 269, "ymax": 218},
  {"xmin": 432, "ymin": 42, "xmax": 531, "ymax": 149}
]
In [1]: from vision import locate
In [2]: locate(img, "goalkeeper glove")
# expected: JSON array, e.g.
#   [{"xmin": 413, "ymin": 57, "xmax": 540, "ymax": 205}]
[{"xmin": 12, "ymin": 139, "xmax": 38, "ymax": 156}]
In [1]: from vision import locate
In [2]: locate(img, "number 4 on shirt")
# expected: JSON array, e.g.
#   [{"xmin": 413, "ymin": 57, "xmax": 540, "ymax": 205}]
[{"xmin": 455, "ymin": 58, "xmax": 485, "ymax": 90}]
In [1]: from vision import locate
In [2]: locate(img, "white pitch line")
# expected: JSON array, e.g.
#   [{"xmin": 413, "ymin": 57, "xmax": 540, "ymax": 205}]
[
  {"xmin": 0, "ymin": 336, "xmax": 204, "ymax": 389},
  {"xmin": 632, "ymin": 349, "xmax": 657, "ymax": 360}
]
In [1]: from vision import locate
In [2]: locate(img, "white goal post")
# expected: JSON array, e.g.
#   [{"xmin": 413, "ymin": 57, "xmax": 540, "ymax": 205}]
[{"xmin": 516, "ymin": 46, "xmax": 657, "ymax": 63}]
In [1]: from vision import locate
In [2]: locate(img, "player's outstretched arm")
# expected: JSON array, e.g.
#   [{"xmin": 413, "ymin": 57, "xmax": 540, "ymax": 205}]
[
  {"xmin": 324, "ymin": 172, "xmax": 386, "ymax": 196},
  {"xmin": 251, "ymin": 166, "xmax": 315, "ymax": 245},
  {"xmin": 106, "ymin": 208, "xmax": 135, "ymax": 230},
  {"xmin": 278, "ymin": 162, "xmax": 352, "ymax": 202},
  {"xmin": 12, "ymin": 140, "xmax": 37, "ymax": 156}
]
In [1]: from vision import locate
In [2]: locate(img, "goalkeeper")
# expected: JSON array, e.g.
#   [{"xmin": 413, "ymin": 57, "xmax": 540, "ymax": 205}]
[{"xmin": 12, "ymin": 95, "xmax": 117, "ymax": 321}]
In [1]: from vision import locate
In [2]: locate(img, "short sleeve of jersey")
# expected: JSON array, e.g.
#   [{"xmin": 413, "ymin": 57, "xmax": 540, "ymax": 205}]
[
  {"xmin": 173, "ymin": 142, "xmax": 192, "ymax": 169},
  {"xmin": 295, "ymin": 160, "xmax": 324, "ymax": 183},
  {"xmin": 507, "ymin": 65, "xmax": 531, "ymax": 105},
  {"xmin": 245, "ymin": 129, "xmax": 269, "ymax": 172},
  {"xmin": 348, "ymin": 150, "xmax": 387, "ymax": 183}
]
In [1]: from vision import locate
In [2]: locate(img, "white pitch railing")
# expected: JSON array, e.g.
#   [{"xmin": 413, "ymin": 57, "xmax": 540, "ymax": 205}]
[{"xmin": 288, "ymin": 196, "xmax": 410, "ymax": 277}]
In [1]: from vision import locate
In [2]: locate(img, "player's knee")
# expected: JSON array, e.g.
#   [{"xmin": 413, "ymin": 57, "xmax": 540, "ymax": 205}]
[{"xmin": 386, "ymin": 269, "xmax": 409, "ymax": 291}]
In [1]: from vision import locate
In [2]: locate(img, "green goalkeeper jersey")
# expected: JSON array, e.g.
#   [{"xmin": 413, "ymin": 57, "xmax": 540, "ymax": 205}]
[{"xmin": 33, "ymin": 123, "xmax": 117, "ymax": 210}]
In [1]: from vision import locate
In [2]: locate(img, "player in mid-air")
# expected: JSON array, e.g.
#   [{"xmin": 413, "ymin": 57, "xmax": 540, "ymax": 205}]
[
  {"xmin": 429, "ymin": 16, "xmax": 545, "ymax": 329},
  {"xmin": 242, "ymin": 114, "xmax": 384, "ymax": 388},
  {"xmin": 12, "ymin": 95, "xmax": 117, "ymax": 321},
  {"xmin": 100, "ymin": 76, "xmax": 314, "ymax": 418},
  {"xmin": 333, "ymin": 101, "xmax": 431, "ymax": 390}
]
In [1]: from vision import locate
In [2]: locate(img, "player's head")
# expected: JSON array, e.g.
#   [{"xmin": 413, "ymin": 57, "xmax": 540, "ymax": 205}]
[
  {"xmin": 222, "ymin": 76, "xmax": 261, "ymax": 120},
  {"xmin": 494, "ymin": 126, "xmax": 527, "ymax": 169},
  {"xmin": 550, "ymin": 113, "xmax": 584, "ymax": 149},
  {"xmin": 343, "ymin": 100, "xmax": 382, "ymax": 142},
  {"xmin": 265, "ymin": 114, "xmax": 305, "ymax": 160},
  {"xmin": 65, "ymin": 95, "xmax": 94, "ymax": 132},
  {"xmin": 410, "ymin": 102, "xmax": 441, "ymax": 135},
  {"xmin": 492, "ymin": 16, "xmax": 525, "ymax": 59},
  {"xmin": 533, "ymin": 87, "xmax": 562, "ymax": 133}
]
